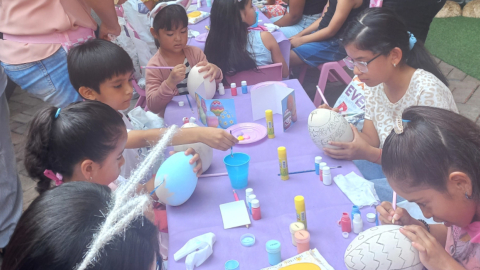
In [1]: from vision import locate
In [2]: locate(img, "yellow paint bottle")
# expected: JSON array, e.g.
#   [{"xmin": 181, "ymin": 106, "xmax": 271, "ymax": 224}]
[
  {"xmin": 294, "ymin": 195, "xmax": 307, "ymax": 229},
  {"xmin": 265, "ymin": 110, "xmax": 275, "ymax": 139},
  {"xmin": 278, "ymin": 146, "xmax": 289, "ymax": 180}
]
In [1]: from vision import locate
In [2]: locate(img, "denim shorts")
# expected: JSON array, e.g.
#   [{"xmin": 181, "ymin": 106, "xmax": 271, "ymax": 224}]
[
  {"xmin": 1, "ymin": 48, "xmax": 81, "ymax": 108},
  {"xmin": 292, "ymin": 38, "xmax": 347, "ymax": 67},
  {"xmin": 270, "ymin": 13, "xmax": 321, "ymax": 38}
]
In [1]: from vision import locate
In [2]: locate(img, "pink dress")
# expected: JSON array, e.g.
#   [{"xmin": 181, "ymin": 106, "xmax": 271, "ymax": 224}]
[{"xmin": 445, "ymin": 222, "xmax": 480, "ymax": 269}]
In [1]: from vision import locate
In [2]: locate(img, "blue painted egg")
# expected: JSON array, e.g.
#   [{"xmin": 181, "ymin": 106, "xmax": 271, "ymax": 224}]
[{"xmin": 219, "ymin": 110, "xmax": 234, "ymax": 129}]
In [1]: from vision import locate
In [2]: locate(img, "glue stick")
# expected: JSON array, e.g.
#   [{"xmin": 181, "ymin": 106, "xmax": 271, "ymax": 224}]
[
  {"xmin": 294, "ymin": 195, "xmax": 307, "ymax": 229},
  {"xmin": 278, "ymin": 146, "xmax": 289, "ymax": 180},
  {"xmin": 266, "ymin": 110, "xmax": 275, "ymax": 139}
]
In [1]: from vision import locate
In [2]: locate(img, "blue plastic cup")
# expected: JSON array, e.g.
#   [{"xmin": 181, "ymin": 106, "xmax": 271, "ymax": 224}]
[
  {"xmin": 225, "ymin": 260, "xmax": 240, "ymax": 270},
  {"xmin": 224, "ymin": 153, "xmax": 250, "ymax": 189}
]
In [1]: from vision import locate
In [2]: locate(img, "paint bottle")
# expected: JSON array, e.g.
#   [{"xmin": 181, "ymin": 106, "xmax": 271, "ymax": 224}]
[
  {"xmin": 230, "ymin": 83, "xmax": 237, "ymax": 96},
  {"xmin": 319, "ymin": 162, "xmax": 327, "ymax": 181},
  {"xmin": 245, "ymin": 188, "xmax": 254, "ymax": 209},
  {"xmin": 294, "ymin": 195, "xmax": 307, "ymax": 229},
  {"xmin": 266, "ymin": 110, "xmax": 275, "ymax": 139},
  {"xmin": 218, "ymin": 83, "xmax": 225, "ymax": 95},
  {"xmin": 314, "ymin": 156, "xmax": 322, "ymax": 175},
  {"xmin": 353, "ymin": 213, "xmax": 363, "ymax": 234},
  {"xmin": 241, "ymin": 81, "xmax": 248, "ymax": 94},
  {"xmin": 289, "ymin": 222, "xmax": 305, "ymax": 246},
  {"xmin": 266, "ymin": 240, "xmax": 282, "ymax": 266},
  {"xmin": 294, "ymin": 230, "xmax": 310, "ymax": 254},
  {"xmin": 339, "ymin": 212, "xmax": 351, "ymax": 233},
  {"xmin": 322, "ymin": 167, "xmax": 332, "ymax": 186},
  {"xmin": 278, "ymin": 146, "xmax": 289, "ymax": 180},
  {"xmin": 197, "ymin": 0, "xmax": 201, "ymax": 8},
  {"xmin": 248, "ymin": 194, "xmax": 256, "ymax": 215},
  {"xmin": 251, "ymin": 199, "xmax": 261, "ymax": 220},
  {"xmin": 351, "ymin": 205, "xmax": 361, "ymax": 222},
  {"xmin": 206, "ymin": 0, "xmax": 212, "ymax": 7}
]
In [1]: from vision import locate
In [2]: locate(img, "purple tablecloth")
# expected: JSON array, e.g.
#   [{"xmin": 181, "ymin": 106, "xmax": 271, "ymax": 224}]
[
  {"xmin": 164, "ymin": 79, "xmax": 375, "ymax": 270},
  {"xmin": 187, "ymin": 0, "xmax": 291, "ymax": 69}
]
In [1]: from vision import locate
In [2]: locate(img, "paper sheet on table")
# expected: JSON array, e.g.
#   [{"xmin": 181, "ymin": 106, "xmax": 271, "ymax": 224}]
[
  {"xmin": 251, "ymin": 84, "xmax": 294, "ymax": 121},
  {"xmin": 219, "ymin": 200, "xmax": 251, "ymax": 229}
]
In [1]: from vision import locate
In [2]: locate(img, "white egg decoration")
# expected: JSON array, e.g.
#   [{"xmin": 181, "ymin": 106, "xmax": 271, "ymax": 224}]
[
  {"xmin": 187, "ymin": 65, "xmax": 216, "ymax": 99},
  {"xmin": 308, "ymin": 109, "xmax": 354, "ymax": 149},
  {"xmin": 344, "ymin": 225, "xmax": 423, "ymax": 270},
  {"xmin": 154, "ymin": 152, "xmax": 198, "ymax": 206},
  {"xmin": 173, "ymin": 122, "xmax": 213, "ymax": 173}
]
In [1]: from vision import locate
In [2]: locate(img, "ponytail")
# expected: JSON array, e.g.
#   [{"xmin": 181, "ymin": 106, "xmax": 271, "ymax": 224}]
[
  {"xmin": 342, "ymin": 8, "xmax": 448, "ymax": 86},
  {"xmin": 24, "ymin": 101, "xmax": 126, "ymax": 194}
]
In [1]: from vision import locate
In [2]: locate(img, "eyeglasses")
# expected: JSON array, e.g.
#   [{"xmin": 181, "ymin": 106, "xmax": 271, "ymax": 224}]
[{"xmin": 343, "ymin": 54, "xmax": 381, "ymax": 73}]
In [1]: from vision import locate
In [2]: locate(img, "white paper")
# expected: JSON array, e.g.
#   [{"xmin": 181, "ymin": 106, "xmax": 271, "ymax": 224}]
[
  {"xmin": 251, "ymin": 84, "xmax": 294, "ymax": 120},
  {"xmin": 219, "ymin": 200, "xmax": 251, "ymax": 229}
]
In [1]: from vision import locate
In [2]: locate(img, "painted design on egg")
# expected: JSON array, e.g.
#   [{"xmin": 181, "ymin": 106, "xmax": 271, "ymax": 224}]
[
  {"xmin": 210, "ymin": 100, "xmax": 225, "ymax": 116},
  {"xmin": 206, "ymin": 111, "xmax": 219, "ymax": 127},
  {"xmin": 308, "ymin": 109, "xmax": 353, "ymax": 149},
  {"xmin": 284, "ymin": 109, "xmax": 292, "ymax": 130},
  {"xmin": 219, "ymin": 110, "xmax": 234, "ymax": 128},
  {"xmin": 201, "ymin": 98, "xmax": 207, "ymax": 113}
]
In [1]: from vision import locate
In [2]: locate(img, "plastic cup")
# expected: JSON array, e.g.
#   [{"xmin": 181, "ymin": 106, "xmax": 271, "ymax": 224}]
[
  {"xmin": 223, "ymin": 153, "xmax": 250, "ymax": 189},
  {"xmin": 225, "ymin": 260, "xmax": 240, "ymax": 270}
]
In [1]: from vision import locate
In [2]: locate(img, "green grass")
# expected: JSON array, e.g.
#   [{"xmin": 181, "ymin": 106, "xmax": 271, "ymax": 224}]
[{"xmin": 425, "ymin": 17, "xmax": 480, "ymax": 80}]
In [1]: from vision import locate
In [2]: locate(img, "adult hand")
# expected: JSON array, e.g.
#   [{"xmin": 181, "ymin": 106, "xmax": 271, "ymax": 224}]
[
  {"xmin": 197, "ymin": 61, "xmax": 221, "ymax": 82},
  {"xmin": 400, "ymin": 225, "xmax": 463, "ymax": 270},
  {"xmin": 317, "ymin": 104, "xmax": 340, "ymax": 112},
  {"xmin": 198, "ymin": 128, "xmax": 238, "ymax": 151},
  {"xmin": 376, "ymin": 201, "xmax": 416, "ymax": 226},
  {"xmin": 169, "ymin": 148, "xmax": 203, "ymax": 176},
  {"xmin": 323, "ymin": 124, "xmax": 372, "ymax": 160},
  {"xmin": 289, "ymin": 36, "xmax": 305, "ymax": 48},
  {"xmin": 166, "ymin": 64, "xmax": 187, "ymax": 88},
  {"xmin": 98, "ymin": 22, "xmax": 121, "ymax": 41}
]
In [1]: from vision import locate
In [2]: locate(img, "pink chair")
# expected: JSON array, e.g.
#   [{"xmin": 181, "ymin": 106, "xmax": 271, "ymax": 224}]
[
  {"xmin": 225, "ymin": 63, "xmax": 283, "ymax": 86},
  {"xmin": 297, "ymin": 61, "xmax": 352, "ymax": 107},
  {"xmin": 133, "ymin": 80, "xmax": 149, "ymax": 111}
]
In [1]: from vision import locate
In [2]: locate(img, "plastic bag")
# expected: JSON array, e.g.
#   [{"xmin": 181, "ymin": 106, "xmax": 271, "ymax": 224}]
[
  {"xmin": 333, "ymin": 76, "xmax": 366, "ymax": 131},
  {"xmin": 261, "ymin": 249, "xmax": 334, "ymax": 270}
]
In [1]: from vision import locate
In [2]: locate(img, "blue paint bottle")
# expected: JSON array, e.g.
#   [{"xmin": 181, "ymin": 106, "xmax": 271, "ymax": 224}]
[
  {"xmin": 315, "ymin": 156, "xmax": 322, "ymax": 175},
  {"xmin": 241, "ymin": 81, "xmax": 248, "ymax": 94}
]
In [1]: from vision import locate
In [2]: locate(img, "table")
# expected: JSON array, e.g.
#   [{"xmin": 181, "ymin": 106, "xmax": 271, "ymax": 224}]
[
  {"xmin": 187, "ymin": 0, "xmax": 291, "ymax": 69},
  {"xmin": 164, "ymin": 79, "xmax": 375, "ymax": 269}
]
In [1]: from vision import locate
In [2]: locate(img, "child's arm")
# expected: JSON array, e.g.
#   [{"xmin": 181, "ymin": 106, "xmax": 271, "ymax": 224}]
[
  {"xmin": 126, "ymin": 126, "xmax": 238, "ymax": 151},
  {"xmin": 146, "ymin": 64, "xmax": 186, "ymax": 117},
  {"xmin": 86, "ymin": 0, "xmax": 121, "ymax": 40},
  {"xmin": 272, "ymin": 0, "xmax": 305, "ymax": 27},
  {"xmin": 291, "ymin": 1, "xmax": 329, "ymax": 38},
  {"xmin": 260, "ymin": 31, "xmax": 289, "ymax": 78}
]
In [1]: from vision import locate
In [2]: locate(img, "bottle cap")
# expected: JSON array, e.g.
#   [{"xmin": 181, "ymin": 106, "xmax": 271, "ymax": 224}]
[
  {"xmin": 241, "ymin": 81, "xmax": 247, "ymax": 86},
  {"xmin": 248, "ymin": 194, "xmax": 256, "ymax": 202},
  {"xmin": 225, "ymin": 260, "xmax": 240, "ymax": 270},
  {"xmin": 315, "ymin": 156, "xmax": 322, "ymax": 163},
  {"xmin": 189, "ymin": 117, "xmax": 196, "ymax": 123},
  {"xmin": 178, "ymin": 101, "xmax": 184, "ymax": 106},
  {"xmin": 265, "ymin": 240, "xmax": 281, "ymax": 253},
  {"xmin": 366, "ymin": 213, "xmax": 376, "ymax": 223},
  {"xmin": 265, "ymin": 109, "xmax": 273, "ymax": 118},
  {"xmin": 342, "ymin": 232, "xmax": 349, "ymax": 239},
  {"xmin": 323, "ymin": 167, "xmax": 330, "ymax": 174},
  {"xmin": 294, "ymin": 230, "xmax": 310, "ymax": 243},
  {"xmin": 354, "ymin": 213, "xmax": 361, "ymax": 221},
  {"xmin": 289, "ymin": 222, "xmax": 305, "ymax": 234},
  {"xmin": 230, "ymin": 83, "xmax": 236, "ymax": 88},
  {"xmin": 319, "ymin": 162, "xmax": 327, "ymax": 168},
  {"xmin": 240, "ymin": 233, "xmax": 256, "ymax": 247},
  {"xmin": 246, "ymin": 188, "xmax": 253, "ymax": 197},
  {"xmin": 277, "ymin": 146, "xmax": 287, "ymax": 158},
  {"xmin": 251, "ymin": 199, "xmax": 260, "ymax": 208},
  {"xmin": 218, "ymin": 82, "xmax": 224, "ymax": 88}
]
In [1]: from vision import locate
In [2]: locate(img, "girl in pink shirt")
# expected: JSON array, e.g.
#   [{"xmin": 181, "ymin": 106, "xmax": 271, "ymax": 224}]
[{"xmin": 377, "ymin": 106, "xmax": 480, "ymax": 270}]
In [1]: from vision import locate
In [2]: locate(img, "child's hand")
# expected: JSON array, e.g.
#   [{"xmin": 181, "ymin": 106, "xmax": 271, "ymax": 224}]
[
  {"xmin": 289, "ymin": 36, "xmax": 305, "ymax": 48},
  {"xmin": 166, "ymin": 64, "xmax": 187, "ymax": 89},
  {"xmin": 198, "ymin": 127, "xmax": 238, "ymax": 151},
  {"xmin": 323, "ymin": 124, "xmax": 372, "ymax": 160},
  {"xmin": 376, "ymin": 201, "xmax": 415, "ymax": 226},
  {"xmin": 317, "ymin": 104, "xmax": 340, "ymax": 112},
  {"xmin": 400, "ymin": 226, "xmax": 463, "ymax": 270},
  {"xmin": 169, "ymin": 148, "xmax": 203, "ymax": 177},
  {"xmin": 197, "ymin": 61, "xmax": 221, "ymax": 82}
]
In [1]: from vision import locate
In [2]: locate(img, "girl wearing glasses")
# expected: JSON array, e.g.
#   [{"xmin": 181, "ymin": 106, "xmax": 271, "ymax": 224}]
[{"xmin": 320, "ymin": 8, "xmax": 457, "ymax": 201}]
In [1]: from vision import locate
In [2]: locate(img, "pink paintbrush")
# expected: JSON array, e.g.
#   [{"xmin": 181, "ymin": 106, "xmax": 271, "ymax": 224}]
[
  {"xmin": 392, "ymin": 191, "xmax": 397, "ymax": 224},
  {"xmin": 141, "ymin": 66, "xmax": 174, "ymax": 69}
]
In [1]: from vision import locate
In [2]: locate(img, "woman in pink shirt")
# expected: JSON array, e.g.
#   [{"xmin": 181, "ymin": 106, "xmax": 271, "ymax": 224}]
[{"xmin": 0, "ymin": 0, "xmax": 121, "ymax": 108}]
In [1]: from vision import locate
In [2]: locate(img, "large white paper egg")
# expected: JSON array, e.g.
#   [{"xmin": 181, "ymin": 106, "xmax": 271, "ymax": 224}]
[
  {"xmin": 187, "ymin": 66, "xmax": 216, "ymax": 99},
  {"xmin": 154, "ymin": 152, "xmax": 198, "ymax": 206},
  {"xmin": 308, "ymin": 109, "xmax": 354, "ymax": 149},
  {"xmin": 173, "ymin": 122, "xmax": 213, "ymax": 173},
  {"xmin": 345, "ymin": 225, "xmax": 423, "ymax": 270}
]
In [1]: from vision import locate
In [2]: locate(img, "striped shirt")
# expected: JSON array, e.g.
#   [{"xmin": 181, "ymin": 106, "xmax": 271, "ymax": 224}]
[{"xmin": 176, "ymin": 58, "xmax": 191, "ymax": 94}]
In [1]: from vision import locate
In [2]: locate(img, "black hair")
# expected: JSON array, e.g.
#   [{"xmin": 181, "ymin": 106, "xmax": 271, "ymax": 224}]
[
  {"xmin": 24, "ymin": 101, "xmax": 126, "ymax": 194},
  {"xmin": 1, "ymin": 182, "xmax": 160, "ymax": 270},
  {"xmin": 67, "ymin": 39, "xmax": 134, "ymax": 94},
  {"xmin": 342, "ymin": 8, "xmax": 448, "ymax": 86},
  {"xmin": 152, "ymin": 4, "xmax": 189, "ymax": 48},
  {"xmin": 204, "ymin": 0, "xmax": 257, "ymax": 79},
  {"xmin": 382, "ymin": 106, "xmax": 480, "ymax": 201}
]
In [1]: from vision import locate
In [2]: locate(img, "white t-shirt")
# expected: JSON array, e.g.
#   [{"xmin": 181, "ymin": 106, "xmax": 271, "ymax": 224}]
[
  {"xmin": 364, "ymin": 69, "xmax": 458, "ymax": 148},
  {"xmin": 120, "ymin": 112, "xmax": 144, "ymax": 180}
]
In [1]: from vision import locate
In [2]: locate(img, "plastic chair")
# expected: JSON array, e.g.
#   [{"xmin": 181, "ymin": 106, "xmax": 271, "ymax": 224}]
[
  {"xmin": 225, "ymin": 63, "xmax": 283, "ymax": 86},
  {"xmin": 297, "ymin": 61, "xmax": 352, "ymax": 107},
  {"xmin": 133, "ymin": 80, "xmax": 149, "ymax": 111}
]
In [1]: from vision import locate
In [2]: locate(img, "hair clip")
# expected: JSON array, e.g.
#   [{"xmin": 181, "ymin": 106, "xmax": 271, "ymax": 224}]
[
  {"xmin": 149, "ymin": 0, "xmax": 186, "ymax": 27},
  {"xmin": 407, "ymin": 31, "xmax": 417, "ymax": 51},
  {"xmin": 394, "ymin": 117, "xmax": 410, "ymax": 134},
  {"xmin": 44, "ymin": 169, "xmax": 63, "ymax": 186},
  {"xmin": 55, "ymin": 108, "xmax": 61, "ymax": 119}
]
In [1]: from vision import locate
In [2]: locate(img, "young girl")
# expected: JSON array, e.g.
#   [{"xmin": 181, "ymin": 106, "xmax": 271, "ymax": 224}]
[
  {"xmin": 146, "ymin": 3, "xmax": 222, "ymax": 116},
  {"xmin": 377, "ymin": 106, "xmax": 480, "ymax": 270},
  {"xmin": 319, "ymin": 9, "xmax": 457, "ymax": 186},
  {"xmin": 289, "ymin": 0, "xmax": 367, "ymax": 67},
  {"xmin": 2, "ymin": 181, "xmax": 161, "ymax": 270},
  {"xmin": 204, "ymin": 0, "xmax": 289, "ymax": 80}
]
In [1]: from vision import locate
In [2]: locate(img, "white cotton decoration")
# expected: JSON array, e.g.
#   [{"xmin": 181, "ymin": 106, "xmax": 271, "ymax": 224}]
[
  {"xmin": 187, "ymin": 66, "xmax": 216, "ymax": 99},
  {"xmin": 344, "ymin": 225, "xmax": 423, "ymax": 270},
  {"xmin": 308, "ymin": 109, "xmax": 354, "ymax": 149},
  {"xmin": 173, "ymin": 122, "xmax": 213, "ymax": 173}
]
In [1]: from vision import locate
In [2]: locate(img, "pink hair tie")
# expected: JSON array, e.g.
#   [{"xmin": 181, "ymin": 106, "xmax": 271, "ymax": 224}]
[{"xmin": 43, "ymin": 169, "xmax": 63, "ymax": 186}]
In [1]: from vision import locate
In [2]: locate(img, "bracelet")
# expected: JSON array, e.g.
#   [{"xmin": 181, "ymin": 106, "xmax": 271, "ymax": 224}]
[
  {"xmin": 417, "ymin": 219, "xmax": 430, "ymax": 233},
  {"xmin": 374, "ymin": 148, "xmax": 382, "ymax": 163}
]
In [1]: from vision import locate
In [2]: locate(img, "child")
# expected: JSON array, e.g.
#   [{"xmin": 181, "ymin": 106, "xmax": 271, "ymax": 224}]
[
  {"xmin": 377, "ymin": 106, "xmax": 480, "ymax": 270},
  {"xmin": 146, "ymin": 3, "xmax": 223, "ymax": 116},
  {"xmin": 1, "ymin": 181, "xmax": 161, "ymax": 270},
  {"xmin": 289, "ymin": 0, "xmax": 368, "ymax": 67},
  {"xmin": 319, "ymin": 9, "xmax": 457, "ymax": 185},
  {"xmin": 68, "ymin": 39, "xmax": 237, "ymax": 180},
  {"xmin": 204, "ymin": 0, "xmax": 289, "ymax": 80}
]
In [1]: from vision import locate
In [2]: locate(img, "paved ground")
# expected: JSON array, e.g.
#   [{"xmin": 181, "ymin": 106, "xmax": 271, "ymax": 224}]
[{"xmin": 6, "ymin": 58, "xmax": 480, "ymax": 211}]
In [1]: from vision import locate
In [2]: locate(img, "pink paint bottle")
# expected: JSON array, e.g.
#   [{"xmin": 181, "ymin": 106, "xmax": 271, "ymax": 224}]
[
  {"xmin": 251, "ymin": 199, "xmax": 261, "ymax": 220},
  {"xmin": 294, "ymin": 230, "xmax": 310, "ymax": 254},
  {"xmin": 338, "ymin": 212, "xmax": 351, "ymax": 233},
  {"xmin": 230, "ymin": 83, "xmax": 238, "ymax": 96}
]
